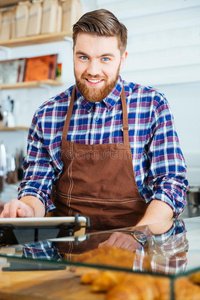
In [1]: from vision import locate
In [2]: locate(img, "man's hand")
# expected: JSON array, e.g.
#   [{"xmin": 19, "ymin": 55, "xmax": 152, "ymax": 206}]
[
  {"xmin": 98, "ymin": 232, "xmax": 139, "ymax": 252},
  {"xmin": 0, "ymin": 199, "xmax": 34, "ymax": 218},
  {"xmin": 0, "ymin": 196, "xmax": 45, "ymax": 218}
]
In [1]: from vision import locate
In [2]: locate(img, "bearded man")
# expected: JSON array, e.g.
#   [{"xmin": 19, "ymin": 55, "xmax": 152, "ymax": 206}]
[{"xmin": 1, "ymin": 9, "xmax": 188, "ymax": 252}]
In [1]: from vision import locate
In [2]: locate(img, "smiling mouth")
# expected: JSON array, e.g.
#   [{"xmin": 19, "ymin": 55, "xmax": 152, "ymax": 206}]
[
  {"xmin": 86, "ymin": 78, "xmax": 104, "ymax": 84},
  {"xmin": 88, "ymin": 79, "xmax": 102, "ymax": 83}
]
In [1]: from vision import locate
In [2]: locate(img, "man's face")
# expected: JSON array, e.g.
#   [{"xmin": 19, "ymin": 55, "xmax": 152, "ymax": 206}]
[{"xmin": 73, "ymin": 33, "xmax": 127, "ymax": 102}]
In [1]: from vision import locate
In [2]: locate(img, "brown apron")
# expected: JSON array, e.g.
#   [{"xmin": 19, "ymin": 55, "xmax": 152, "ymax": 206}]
[{"xmin": 54, "ymin": 86, "xmax": 147, "ymax": 252}]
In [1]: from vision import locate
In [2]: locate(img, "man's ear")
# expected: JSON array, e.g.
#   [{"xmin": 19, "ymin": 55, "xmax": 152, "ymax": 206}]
[{"xmin": 120, "ymin": 51, "xmax": 128, "ymax": 70}]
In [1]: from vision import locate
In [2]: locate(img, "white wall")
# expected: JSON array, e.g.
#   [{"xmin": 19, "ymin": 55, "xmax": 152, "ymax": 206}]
[{"xmin": 0, "ymin": 0, "xmax": 199, "ymax": 187}]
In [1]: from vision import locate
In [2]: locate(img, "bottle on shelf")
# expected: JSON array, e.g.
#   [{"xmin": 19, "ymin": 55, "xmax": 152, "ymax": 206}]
[
  {"xmin": 4, "ymin": 96, "xmax": 15, "ymax": 127},
  {"xmin": 5, "ymin": 153, "xmax": 18, "ymax": 184},
  {"xmin": 56, "ymin": 62, "xmax": 62, "ymax": 83},
  {"xmin": 0, "ymin": 105, "xmax": 3, "ymax": 127},
  {"xmin": 0, "ymin": 141, "xmax": 6, "ymax": 192},
  {"xmin": 15, "ymin": 148, "xmax": 24, "ymax": 181}
]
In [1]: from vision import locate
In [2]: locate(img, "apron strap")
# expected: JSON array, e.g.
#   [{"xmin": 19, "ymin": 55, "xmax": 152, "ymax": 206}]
[
  {"xmin": 121, "ymin": 87, "xmax": 129, "ymax": 145},
  {"xmin": 61, "ymin": 85, "xmax": 76, "ymax": 149}
]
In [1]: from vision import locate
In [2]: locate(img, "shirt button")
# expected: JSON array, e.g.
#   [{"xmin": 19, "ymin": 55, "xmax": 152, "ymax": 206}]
[{"xmin": 95, "ymin": 116, "xmax": 99, "ymax": 122}]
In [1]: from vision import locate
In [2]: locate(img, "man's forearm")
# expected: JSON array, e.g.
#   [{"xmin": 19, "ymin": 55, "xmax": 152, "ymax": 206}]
[
  {"xmin": 20, "ymin": 196, "xmax": 45, "ymax": 217},
  {"xmin": 136, "ymin": 199, "xmax": 173, "ymax": 229}
]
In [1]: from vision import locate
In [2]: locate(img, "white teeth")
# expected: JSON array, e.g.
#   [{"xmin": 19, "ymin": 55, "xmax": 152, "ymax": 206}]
[{"xmin": 88, "ymin": 79, "xmax": 101, "ymax": 83}]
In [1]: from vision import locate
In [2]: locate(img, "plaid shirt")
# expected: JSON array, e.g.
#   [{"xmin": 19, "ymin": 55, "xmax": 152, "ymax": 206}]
[
  {"xmin": 18, "ymin": 76, "xmax": 188, "ymax": 216},
  {"xmin": 133, "ymin": 219, "xmax": 188, "ymax": 274}
]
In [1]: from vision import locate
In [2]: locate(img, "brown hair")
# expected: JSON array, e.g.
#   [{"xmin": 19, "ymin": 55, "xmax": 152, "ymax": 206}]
[{"xmin": 73, "ymin": 9, "xmax": 127, "ymax": 55}]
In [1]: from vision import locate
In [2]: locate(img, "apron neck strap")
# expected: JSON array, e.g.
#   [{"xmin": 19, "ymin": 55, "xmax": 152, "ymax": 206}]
[
  {"xmin": 62, "ymin": 85, "xmax": 76, "ymax": 148},
  {"xmin": 121, "ymin": 86, "xmax": 129, "ymax": 145}
]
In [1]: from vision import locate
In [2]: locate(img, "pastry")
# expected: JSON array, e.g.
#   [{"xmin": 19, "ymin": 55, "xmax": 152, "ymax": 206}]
[
  {"xmin": 80, "ymin": 270, "xmax": 171, "ymax": 299},
  {"xmin": 73, "ymin": 245, "xmax": 135, "ymax": 269},
  {"xmin": 80, "ymin": 268, "xmax": 171, "ymax": 299},
  {"xmin": 105, "ymin": 280, "xmax": 142, "ymax": 300},
  {"xmin": 189, "ymin": 271, "xmax": 200, "ymax": 285},
  {"xmin": 175, "ymin": 276, "xmax": 200, "ymax": 300},
  {"xmin": 153, "ymin": 276, "xmax": 170, "ymax": 300},
  {"xmin": 80, "ymin": 269, "xmax": 101, "ymax": 284},
  {"xmin": 106, "ymin": 274, "xmax": 159, "ymax": 300},
  {"xmin": 91, "ymin": 271, "xmax": 126, "ymax": 292},
  {"xmin": 76, "ymin": 246, "xmax": 200, "ymax": 299}
]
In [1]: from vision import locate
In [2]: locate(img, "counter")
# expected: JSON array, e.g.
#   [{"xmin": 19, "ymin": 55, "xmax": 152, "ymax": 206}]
[
  {"xmin": 0, "ymin": 216, "xmax": 200, "ymax": 299},
  {"xmin": 0, "ymin": 258, "xmax": 104, "ymax": 300}
]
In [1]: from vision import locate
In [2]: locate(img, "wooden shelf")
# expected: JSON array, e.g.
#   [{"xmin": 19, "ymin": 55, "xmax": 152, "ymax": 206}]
[
  {"xmin": 0, "ymin": 80, "xmax": 63, "ymax": 90},
  {"xmin": 0, "ymin": 31, "xmax": 72, "ymax": 48},
  {"xmin": 0, "ymin": 0, "xmax": 25, "ymax": 9},
  {"xmin": 0, "ymin": 126, "xmax": 29, "ymax": 131}
]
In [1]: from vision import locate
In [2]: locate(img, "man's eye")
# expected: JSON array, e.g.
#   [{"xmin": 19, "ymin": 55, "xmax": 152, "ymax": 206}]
[
  {"xmin": 102, "ymin": 57, "xmax": 110, "ymax": 62},
  {"xmin": 80, "ymin": 56, "xmax": 88, "ymax": 60}
]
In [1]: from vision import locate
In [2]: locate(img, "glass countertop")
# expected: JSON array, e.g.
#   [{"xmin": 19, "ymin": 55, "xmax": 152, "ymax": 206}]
[{"xmin": 0, "ymin": 216, "xmax": 200, "ymax": 279}]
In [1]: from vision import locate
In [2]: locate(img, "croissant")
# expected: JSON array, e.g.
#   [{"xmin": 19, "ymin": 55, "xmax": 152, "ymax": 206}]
[
  {"xmin": 91, "ymin": 271, "xmax": 126, "ymax": 292},
  {"xmin": 80, "ymin": 269, "xmax": 101, "ymax": 284},
  {"xmin": 153, "ymin": 277, "xmax": 170, "ymax": 300},
  {"xmin": 73, "ymin": 246, "xmax": 135, "ymax": 269},
  {"xmin": 80, "ymin": 268, "xmax": 200, "ymax": 299},
  {"xmin": 76, "ymin": 246, "xmax": 200, "ymax": 299},
  {"xmin": 189, "ymin": 271, "xmax": 200, "ymax": 285},
  {"xmin": 80, "ymin": 270, "xmax": 170, "ymax": 299},
  {"xmin": 106, "ymin": 274, "xmax": 169, "ymax": 300},
  {"xmin": 174, "ymin": 276, "xmax": 200, "ymax": 300},
  {"xmin": 80, "ymin": 269, "xmax": 126, "ymax": 292},
  {"xmin": 106, "ymin": 280, "xmax": 142, "ymax": 300}
]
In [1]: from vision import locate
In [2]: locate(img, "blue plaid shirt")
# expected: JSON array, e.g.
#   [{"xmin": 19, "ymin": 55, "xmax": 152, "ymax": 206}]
[{"xmin": 18, "ymin": 76, "xmax": 188, "ymax": 216}]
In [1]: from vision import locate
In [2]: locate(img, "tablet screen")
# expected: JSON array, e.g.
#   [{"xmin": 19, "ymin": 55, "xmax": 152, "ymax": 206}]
[{"xmin": 0, "ymin": 216, "xmax": 87, "ymax": 227}]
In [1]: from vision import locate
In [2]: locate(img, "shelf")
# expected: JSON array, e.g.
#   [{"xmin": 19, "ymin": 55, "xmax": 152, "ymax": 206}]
[
  {"xmin": 0, "ymin": 80, "xmax": 63, "ymax": 90},
  {"xmin": 0, "ymin": 0, "xmax": 24, "ymax": 9},
  {"xmin": 0, "ymin": 31, "xmax": 72, "ymax": 48},
  {"xmin": 0, "ymin": 126, "xmax": 29, "ymax": 131}
]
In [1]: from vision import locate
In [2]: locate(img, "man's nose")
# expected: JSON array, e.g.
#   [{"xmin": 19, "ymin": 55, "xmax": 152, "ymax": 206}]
[{"xmin": 87, "ymin": 60, "xmax": 100, "ymax": 76}]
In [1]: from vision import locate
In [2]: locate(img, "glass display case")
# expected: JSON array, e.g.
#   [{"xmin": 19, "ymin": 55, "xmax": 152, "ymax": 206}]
[{"xmin": 0, "ymin": 216, "xmax": 200, "ymax": 300}]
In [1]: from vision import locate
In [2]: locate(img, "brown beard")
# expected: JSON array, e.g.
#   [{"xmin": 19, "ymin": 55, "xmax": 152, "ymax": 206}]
[{"xmin": 75, "ymin": 66, "xmax": 120, "ymax": 103}]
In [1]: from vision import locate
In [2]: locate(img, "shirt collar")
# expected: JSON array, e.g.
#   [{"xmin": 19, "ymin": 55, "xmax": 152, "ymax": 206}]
[{"xmin": 76, "ymin": 76, "xmax": 123, "ymax": 113}]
